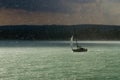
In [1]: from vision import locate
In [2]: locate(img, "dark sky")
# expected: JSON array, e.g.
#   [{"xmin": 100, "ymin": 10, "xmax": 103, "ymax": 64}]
[
  {"xmin": 0, "ymin": 0, "xmax": 120, "ymax": 25},
  {"xmin": 0, "ymin": 0, "xmax": 65, "ymax": 12},
  {"xmin": 0, "ymin": 0, "xmax": 96, "ymax": 12}
]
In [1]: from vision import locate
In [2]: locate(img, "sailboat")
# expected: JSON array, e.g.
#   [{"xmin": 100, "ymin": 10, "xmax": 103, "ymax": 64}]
[{"xmin": 70, "ymin": 35, "xmax": 87, "ymax": 52}]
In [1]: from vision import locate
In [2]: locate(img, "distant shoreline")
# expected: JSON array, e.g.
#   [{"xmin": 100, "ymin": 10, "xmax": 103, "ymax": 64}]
[{"xmin": 0, "ymin": 24, "xmax": 120, "ymax": 40}]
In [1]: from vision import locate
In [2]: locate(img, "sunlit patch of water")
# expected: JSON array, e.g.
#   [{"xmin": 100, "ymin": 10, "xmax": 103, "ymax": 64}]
[{"xmin": 0, "ymin": 41, "xmax": 120, "ymax": 80}]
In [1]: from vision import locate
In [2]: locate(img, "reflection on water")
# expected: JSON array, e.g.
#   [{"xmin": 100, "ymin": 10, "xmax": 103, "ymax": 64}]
[
  {"xmin": 0, "ymin": 40, "xmax": 120, "ymax": 47},
  {"xmin": 0, "ymin": 41, "xmax": 120, "ymax": 80}
]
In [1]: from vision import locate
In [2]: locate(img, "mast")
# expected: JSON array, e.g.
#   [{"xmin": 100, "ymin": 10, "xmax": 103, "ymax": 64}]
[
  {"xmin": 74, "ymin": 29, "xmax": 79, "ymax": 47},
  {"xmin": 75, "ymin": 35, "xmax": 78, "ymax": 47}
]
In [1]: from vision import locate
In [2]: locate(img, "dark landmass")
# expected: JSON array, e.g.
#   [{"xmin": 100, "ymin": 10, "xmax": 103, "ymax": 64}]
[{"xmin": 0, "ymin": 24, "xmax": 120, "ymax": 40}]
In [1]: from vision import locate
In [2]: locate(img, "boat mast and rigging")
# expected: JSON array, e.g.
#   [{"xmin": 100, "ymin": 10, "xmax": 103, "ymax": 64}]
[{"xmin": 70, "ymin": 30, "xmax": 87, "ymax": 52}]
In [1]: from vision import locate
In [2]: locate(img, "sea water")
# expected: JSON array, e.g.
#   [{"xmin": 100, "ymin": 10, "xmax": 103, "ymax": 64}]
[{"xmin": 0, "ymin": 41, "xmax": 120, "ymax": 80}]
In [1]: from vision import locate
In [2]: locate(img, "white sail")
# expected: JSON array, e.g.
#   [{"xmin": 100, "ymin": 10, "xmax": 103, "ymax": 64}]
[
  {"xmin": 70, "ymin": 35, "xmax": 74, "ymax": 50},
  {"xmin": 70, "ymin": 32, "xmax": 87, "ymax": 52}
]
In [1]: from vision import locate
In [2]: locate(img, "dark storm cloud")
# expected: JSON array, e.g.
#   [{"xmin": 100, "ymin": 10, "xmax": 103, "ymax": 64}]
[
  {"xmin": 0, "ymin": 0, "xmax": 96, "ymax": 12},
  {"xmin": 0, "ymin": 0, "xmax": 78, "ymax": 13},
  {"xmin": 68, "ymin": 0, "xmax": 96, "ymax": 3},
  {"xmin": 0, "ymin": 0, "xmax": 68, "ymax": 12}
]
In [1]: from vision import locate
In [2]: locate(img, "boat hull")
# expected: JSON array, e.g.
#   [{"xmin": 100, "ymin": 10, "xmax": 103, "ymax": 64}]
[{"xmin": 72, "ymin": 48, "xmax": 87, "ymax": 52}]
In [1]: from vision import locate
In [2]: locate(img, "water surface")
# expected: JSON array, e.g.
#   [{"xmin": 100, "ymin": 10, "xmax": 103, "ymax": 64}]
[{"xmin": 0, "ymin": 41, "xmax": 120, "ymax": 80}]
